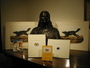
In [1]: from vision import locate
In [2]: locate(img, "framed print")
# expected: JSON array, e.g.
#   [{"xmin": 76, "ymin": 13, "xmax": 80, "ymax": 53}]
[
  {"xmin": 42, "ymin": 46, "xmax": 52, "ymax": 61},
  {"xmin": 56, "ymin": 21, "xmax": 89, "ymax": 51},
  {"xmin": 28, "ymin": 34, "xmax": 46, "ymax": 57},
  {"xmin": 48, "ymin": 39, "xmax": 70, "ymax": 58},
  {"xmin": 5, "ymin": 22, "xmax": 36, "ymax": 49},
  {"xmin": 86, "ymin": 1, "xmax": 90, "ymax": 21}
]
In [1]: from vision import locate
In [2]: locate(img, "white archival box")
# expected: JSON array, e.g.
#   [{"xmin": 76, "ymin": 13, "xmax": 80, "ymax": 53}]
[
  {"xmin": 48, "ymin": 39, "xmax": 70, "ymax": 58},
  {"xmin": 28, "ymin": 34, "xmax": 46, "ymax": 57}
]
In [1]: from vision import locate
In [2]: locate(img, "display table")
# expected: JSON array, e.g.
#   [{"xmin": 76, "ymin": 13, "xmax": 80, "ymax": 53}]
[{"xmin": 3, "ymin": 49, "xmax": 89, "ymax": 68}]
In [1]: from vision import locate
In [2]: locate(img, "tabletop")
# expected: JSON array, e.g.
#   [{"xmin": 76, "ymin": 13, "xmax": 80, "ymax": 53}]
[{"xmin": 3, "ymin": 49, "xmax": 90, "ymax": 68}]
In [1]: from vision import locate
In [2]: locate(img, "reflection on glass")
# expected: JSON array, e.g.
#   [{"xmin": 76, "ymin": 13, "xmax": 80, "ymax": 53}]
[
  {"xmin": 74, "ymin": 66, "xmax": 76, "ymax": 68},
  {"xmin": 65, "ymin": 59, "xmax": 70, "ymax": 67},
  {"xmin": 28, "ymin": 58, "xmax": 33, "ymax": 61},
  {"xmin": 74, "ymin": 63, "xmax": 77, "ymax": 68},
  {"xmin": 43, "ymin": 62, "xmax": 46, "ymax": 66},
  {"xmin": 23, "ymin": 55, "xmax": 26, "ymax": 59}
]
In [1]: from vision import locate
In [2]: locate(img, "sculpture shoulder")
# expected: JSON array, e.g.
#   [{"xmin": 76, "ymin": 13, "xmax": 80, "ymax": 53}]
[
  {"xmin": 50, "ymin": 27, "xmax": 60, "ymax": 39},
  {"xmin": 30, "ymin": 27, "xmax": 39, "ymax": 34},
  {"xmin": 52, "ymin": 27, "xmax": 59, "ymax": 31},
  {"xmin": 32, "ymin": 27, "xmax": 39, "ymax": 30}
]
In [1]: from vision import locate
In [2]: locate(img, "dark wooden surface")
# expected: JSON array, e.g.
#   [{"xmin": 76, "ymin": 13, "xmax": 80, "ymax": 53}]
[{"xmin": 3, "ymin": 49, "xmax": 90, "ymax": 68}]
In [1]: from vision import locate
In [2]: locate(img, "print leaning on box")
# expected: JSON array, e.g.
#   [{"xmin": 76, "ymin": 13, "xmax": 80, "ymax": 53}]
[{"xmin": 12, "ymin": 40, "xmax": 23, "ymax": 52}]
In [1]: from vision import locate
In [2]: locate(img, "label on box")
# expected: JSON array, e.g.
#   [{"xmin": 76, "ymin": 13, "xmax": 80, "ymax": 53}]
[{"xmin": 42, "ymin": 46, "xmax": 52, "ymax": 61}]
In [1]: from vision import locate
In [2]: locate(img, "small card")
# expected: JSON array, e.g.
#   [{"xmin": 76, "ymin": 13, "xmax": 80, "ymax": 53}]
[{"xmin": 42, "ymin": 46, "xmax": 52, "ymax": 61}]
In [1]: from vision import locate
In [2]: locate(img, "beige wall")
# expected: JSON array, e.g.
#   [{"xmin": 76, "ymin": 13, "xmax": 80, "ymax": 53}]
[
  {"xmin": 1, "ymin": 0, "xmax": 84, "ymax": 25},
  {"xmin": 1, "ymin": 0, "xmax": 85, "ymax": 49}
]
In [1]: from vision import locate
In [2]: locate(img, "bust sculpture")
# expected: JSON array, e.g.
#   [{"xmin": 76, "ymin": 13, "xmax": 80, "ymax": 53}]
[{"xmin": 30, "ymin": 11, "xmax": 60, "ymax": 45}]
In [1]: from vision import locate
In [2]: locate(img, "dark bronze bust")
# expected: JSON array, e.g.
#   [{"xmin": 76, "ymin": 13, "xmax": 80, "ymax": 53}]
[{"xmin": 30, "ymin": 11, "xmax": 60, "ymax": 45}]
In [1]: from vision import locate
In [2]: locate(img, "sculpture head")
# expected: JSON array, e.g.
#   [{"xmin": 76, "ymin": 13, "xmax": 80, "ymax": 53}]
[
  {"xmin": 38, "ymin": 11, "xmax": 53, "ymax": 28},
  {"xmin": 39, "ymin": 11, "xmax": 50, "ymax": 23}
]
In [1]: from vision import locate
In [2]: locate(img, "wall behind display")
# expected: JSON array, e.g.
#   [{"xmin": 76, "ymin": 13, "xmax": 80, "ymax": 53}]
[
  {"xmin": 1, "ymin": 0, "xmax": 84, "ymax": 49},
  {"xmin": 1, "ymin": 0, "xmax": 84, "ymax": 23}
]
